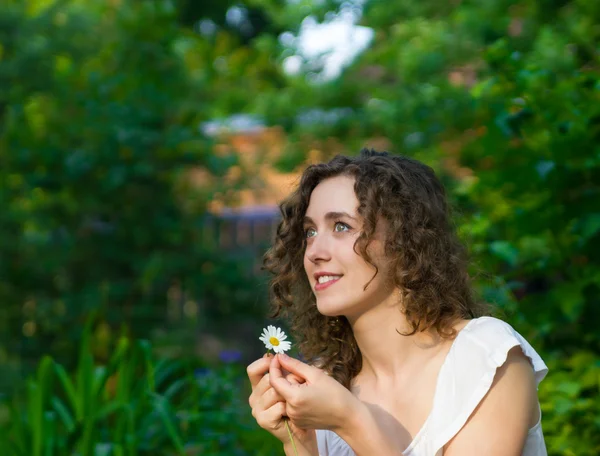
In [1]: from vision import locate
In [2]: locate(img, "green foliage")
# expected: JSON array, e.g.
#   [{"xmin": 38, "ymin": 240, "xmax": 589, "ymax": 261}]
[
  {"xmin": 0, "ymin": 0, "xmax": 279, "ymax": 389},
  {"xmin": 538, "ymin": 351, "xmax": 600, "ymax": 456},
  {"xmin": 0, "ymin": 319, "xmax": 282, "ymax": 456},
  {"xmin": 0, "ymin": 0, "xmax": 203, "ymax": 365}
]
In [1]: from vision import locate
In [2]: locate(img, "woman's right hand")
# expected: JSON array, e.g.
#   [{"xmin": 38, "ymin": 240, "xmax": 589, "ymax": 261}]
[{"xmin": 247, "ymin": 354, "xmax": 317, "ymax": 450}]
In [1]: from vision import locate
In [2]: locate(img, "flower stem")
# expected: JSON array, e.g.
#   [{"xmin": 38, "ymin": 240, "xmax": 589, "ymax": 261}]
[
  {"xmin": 265, "ymin": 350, "xmax": 298, "ymax": 455},
  {"xmin": 284, "ymin": 418, "xmax": 299, "ymax": 456}
]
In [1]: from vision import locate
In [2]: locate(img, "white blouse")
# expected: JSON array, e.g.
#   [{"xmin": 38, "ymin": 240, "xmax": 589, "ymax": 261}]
[{"xmin": 316, "ymin": 316, "xmax": 548, "ymax": 456}]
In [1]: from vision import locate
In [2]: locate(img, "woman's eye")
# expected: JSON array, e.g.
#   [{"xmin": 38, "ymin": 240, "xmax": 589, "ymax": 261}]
[
  {"xmin": 334, "ymin": 222, "xmax": 350, "ymax": 232},
  {"xmin": 305, "ymin": 227, "xmax": 317, "ymax": 238},
  {"xmin": 305, "ymin": 222, "xmax": 349, "ymax": 238}
]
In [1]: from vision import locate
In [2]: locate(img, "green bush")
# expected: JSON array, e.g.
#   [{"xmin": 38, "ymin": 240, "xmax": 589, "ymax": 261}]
[
  {"xmin": 0, "ymin": 0, "xmax": 278, "ymax": 393},
  {"xmin": 538, "ymin": 351, "xmax": 600, "ymax": 456},
  {"xmin": 0, "ymin": 319, "xmax": 282, "ymax": 456}
]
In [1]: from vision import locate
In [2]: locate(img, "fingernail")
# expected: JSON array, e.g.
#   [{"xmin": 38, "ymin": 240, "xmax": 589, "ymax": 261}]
[{"xmin": 279, "ymin": 353, "xmax": 289, "ymax": 360}]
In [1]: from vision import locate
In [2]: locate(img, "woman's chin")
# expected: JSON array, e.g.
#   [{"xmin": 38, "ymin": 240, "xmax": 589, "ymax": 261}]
[{"xmin": 316, "ymin": 300, "xmax": 349, "ymax": 317}]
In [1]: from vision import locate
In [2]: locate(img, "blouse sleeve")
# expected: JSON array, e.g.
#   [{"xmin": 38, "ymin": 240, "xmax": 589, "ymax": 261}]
[
  {"xmin": 425, "ymin": 316, "xmax": 548, "ymax": 453},
  {"xmin": 316, "ymin": 429, "xmax": 329, "ymax": 456},
  {"xmin": 316, "ymin": 429, "xmax": 356, "ymax": 456}
]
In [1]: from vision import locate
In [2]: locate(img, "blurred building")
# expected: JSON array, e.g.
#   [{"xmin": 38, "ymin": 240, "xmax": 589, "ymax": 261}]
[{"xmin": 194, "ymin": 117, "xmax": 301, "ymax": 254}]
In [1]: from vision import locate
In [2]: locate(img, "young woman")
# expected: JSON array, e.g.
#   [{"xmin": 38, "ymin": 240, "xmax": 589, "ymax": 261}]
[{"xmin": 247, "ymin": 149, "xmax": 548, "ymax": 455}]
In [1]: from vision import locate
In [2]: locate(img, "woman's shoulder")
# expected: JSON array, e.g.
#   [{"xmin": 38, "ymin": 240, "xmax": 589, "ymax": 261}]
[
  {"xmin": 461, "ymin": 315, "xmax": 526, "ymax": 340},
  {"xmin": 456, "ymin": 317, "xmax": 545, "ymax": 375},
  {"xmin": 451, "ymin": 316, "xmax": 548, "ymax": 384},
  {"xmin": 461, "ymin": 314, "xmax": 524, "ymax": 335},
  {"xmin": 410, "ymin": 316, "xmax": 548, "ymax": 454}
]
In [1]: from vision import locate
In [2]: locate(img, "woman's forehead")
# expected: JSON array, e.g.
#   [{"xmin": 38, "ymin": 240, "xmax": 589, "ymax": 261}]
[{"xmin": 306, "ymin": 176, "xmax": 358, "ymax": 214}]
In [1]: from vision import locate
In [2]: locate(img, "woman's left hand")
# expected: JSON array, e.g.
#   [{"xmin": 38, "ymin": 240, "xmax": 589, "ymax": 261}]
[{"xmin": 269, "ymin": 353, "xmax": 361, "ymax": 432}]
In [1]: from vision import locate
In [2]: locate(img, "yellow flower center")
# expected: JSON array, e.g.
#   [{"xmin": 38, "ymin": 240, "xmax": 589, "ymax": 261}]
[{"xmin": 269, "ymin": 337, "xmax": 280, "ymax": 346}]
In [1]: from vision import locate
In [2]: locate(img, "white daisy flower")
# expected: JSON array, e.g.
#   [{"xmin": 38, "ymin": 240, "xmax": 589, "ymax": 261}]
[{"xmin": 259, "ymin": 325, "xmax": 292, "ymax": 354}]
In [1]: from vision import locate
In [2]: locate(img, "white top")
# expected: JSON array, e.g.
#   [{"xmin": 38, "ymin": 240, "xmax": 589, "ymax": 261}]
[{"xmin": 316, "ymin": 316, "xmax": 549, "ymax": 456}]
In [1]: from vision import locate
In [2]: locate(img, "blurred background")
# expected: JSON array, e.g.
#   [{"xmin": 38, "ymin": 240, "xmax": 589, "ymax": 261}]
[{"xmin": 0, "ymin": 0, "xmax": 598, "ymax": 454}]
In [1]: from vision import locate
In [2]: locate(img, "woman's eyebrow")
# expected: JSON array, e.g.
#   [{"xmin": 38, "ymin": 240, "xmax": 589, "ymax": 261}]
[{"xmin": 303, "ymin": 211, "xmax": 358, "ymax": 224}]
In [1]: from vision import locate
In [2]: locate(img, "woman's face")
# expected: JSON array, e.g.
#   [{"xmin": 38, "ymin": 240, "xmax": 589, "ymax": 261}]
[{"xmin": 302, "ymin": 175, "xmax": 395, "ymax": 319}]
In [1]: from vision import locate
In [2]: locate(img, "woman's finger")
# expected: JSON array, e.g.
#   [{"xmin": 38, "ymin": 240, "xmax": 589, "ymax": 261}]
[
  {"xmin": 286, "ymin": 373, "xmax": 305, "ymax": 385},
  {"xmin": 256, "ymin": 401, "xmax": 287, "ymax": 431},
  {"xmin": 269, "ymin": 354, "xmax": 300, "ymax": 400},
  {"xmin": 253, "ymin": 371, "xmax": 274, "ymax": 396},
  {"xmin": 247, "ymin": 353, "xmax": 274, "ymax": 389},
  {"xmin": 257, "ymin": 386, "xmax": 285, "ymax": 411}
]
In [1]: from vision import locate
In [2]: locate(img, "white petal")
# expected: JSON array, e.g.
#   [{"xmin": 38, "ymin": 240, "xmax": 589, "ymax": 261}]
[{"xmin": 260, "ymin": 326, "xmax": 293, "ymax": 353}]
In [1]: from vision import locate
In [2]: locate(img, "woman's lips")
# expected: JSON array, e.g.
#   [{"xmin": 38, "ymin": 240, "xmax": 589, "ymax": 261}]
[{"xmin": 314, "ymin": 276, "xmax": 342, "ymax": 291}]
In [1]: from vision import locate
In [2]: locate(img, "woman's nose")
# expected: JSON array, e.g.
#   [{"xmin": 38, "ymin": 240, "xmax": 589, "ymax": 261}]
[{"xmin": 306, "ymin": 234, "xmax": 332, "ymax": 263}]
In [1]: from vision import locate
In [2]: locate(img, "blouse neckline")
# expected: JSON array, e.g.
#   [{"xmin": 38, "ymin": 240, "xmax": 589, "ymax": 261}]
[{"xmin": 401, "ymin": 317, "xmax": 477, "ymax": 453}]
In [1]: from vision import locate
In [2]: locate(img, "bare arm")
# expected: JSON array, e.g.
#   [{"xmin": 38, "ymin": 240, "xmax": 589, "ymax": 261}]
[
  {"xmin": 443, "ymin": 346, "xmax": 539, "ymax": 456},
  {"xmin": 333, "ymin": 400, "xmax": 405, "ymax": 456},
  {"xmin": 283, "ymin": 435, "xmax": 319, "ymax": 456}
]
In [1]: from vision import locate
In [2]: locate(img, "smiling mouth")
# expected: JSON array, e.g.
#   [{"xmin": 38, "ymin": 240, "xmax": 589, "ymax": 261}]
[{"xmin": 314, "ymin": 275, "xmax": 343, "ymax": 291}]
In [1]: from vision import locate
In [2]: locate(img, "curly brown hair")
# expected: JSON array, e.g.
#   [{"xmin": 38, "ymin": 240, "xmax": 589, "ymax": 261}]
[{"xmin": 263, "ymin": 149, "xmax": 488, "ymax": 389}]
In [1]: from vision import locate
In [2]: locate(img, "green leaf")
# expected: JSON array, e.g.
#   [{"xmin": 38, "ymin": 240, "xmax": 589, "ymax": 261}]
[
  {"xmin": 556, "ymin": 381, "xmax": 582, "ymax": 398},
  {"xmin": 53, "ymin": 364, "xmax": 78, "ymax": 419},
  {"xmin": 162, "ymin": 378, "xmax": 188, "ymax": 400},
  {"xmin": 489, "ymin": 241, "xmax": 519, "ymax": 267},
  {"xmin": 95, "ymin": 401, "xmax": 125, "ymax": 421},
  {"xmin": 136, "ymin": 340, "xmax": 155, "ymax": 392},
  {"xmin": 151, "ymin": 393, "xmax": 185, "ymax": 454},
  {"xmin": 50, "ymin": 396, "xmax": 75, "ymax": 433},
  {"xmin": 577, "ymin": 213, "xmax": 600, "ymax": 241}
]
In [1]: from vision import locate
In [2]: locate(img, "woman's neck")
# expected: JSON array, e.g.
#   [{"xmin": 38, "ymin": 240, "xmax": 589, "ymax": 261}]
[{"xmin": 347, "ymin": 300, "xmax": 447, "ymax": 385}]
